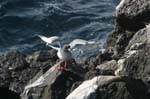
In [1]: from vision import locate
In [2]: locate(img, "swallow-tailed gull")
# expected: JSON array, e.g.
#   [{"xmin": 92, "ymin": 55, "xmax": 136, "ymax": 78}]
[{"xmin": 38, "ymin": 35, "xmax": 100, "ymax": 71}]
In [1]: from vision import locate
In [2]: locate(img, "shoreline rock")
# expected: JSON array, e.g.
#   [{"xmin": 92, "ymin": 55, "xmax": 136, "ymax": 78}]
[
  {"xmin": 0, "ymin": 0, "xmax": 150, "ymax": 99},
  {"xmin": 0, "ymin": 49, "xmax": 57, "ymax": 94}
]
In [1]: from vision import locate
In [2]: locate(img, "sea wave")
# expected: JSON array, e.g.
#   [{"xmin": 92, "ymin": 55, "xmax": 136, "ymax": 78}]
[{"xmin": 0, "ymin": 0, "xmax": 118, "ymax": 55}]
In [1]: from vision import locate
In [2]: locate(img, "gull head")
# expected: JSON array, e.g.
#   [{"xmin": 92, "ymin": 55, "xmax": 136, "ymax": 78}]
[{"xmin": 63, "ymin": 45, "xmax": 71, "ymax": 50}]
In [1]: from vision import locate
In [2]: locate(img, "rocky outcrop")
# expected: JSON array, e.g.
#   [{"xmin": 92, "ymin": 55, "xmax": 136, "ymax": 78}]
[
  {"xmin": 96, "ymin": 77, "xmax": 149, "ymax": 99},
  {"xmin": 0, "ymin": 49, "xmax": 57, "ymax": 94},
  {"xmin": 107, "ymin": 0, "xmax": 150, "ymax": 56},
  {"xmin": 0, "ymin": 50, "xmax": 28, "ymax": 71},
  {"xmin": 116, "ymin": 0, "xmax": 150, "ymax": 31},
  {"xmin": 116, "ymin": 26, "xmax": 150, "ymax": 81},
  {"xmin": 67, "ymin": 27, "xmax": 150, "ymax": 99},
  {"xmin": 1, "ymin": 0, "xmax": 150, "ymax": 99},
  {"xmin": 101, "ymin": 0, "xmax": 150, "ymax": 98},
  {"xmin": 21, "ymin": 61, "xmax": 85, "ymax": 99},
  {"xmin": 67, "ymin": 76, "xmax": 149, "ymax": 99}
]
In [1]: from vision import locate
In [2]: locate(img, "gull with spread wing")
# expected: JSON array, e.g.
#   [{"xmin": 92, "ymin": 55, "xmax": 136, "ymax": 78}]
[{"xmin": 37, "ymin": 35, "xmax": 100, "ymax": 71}]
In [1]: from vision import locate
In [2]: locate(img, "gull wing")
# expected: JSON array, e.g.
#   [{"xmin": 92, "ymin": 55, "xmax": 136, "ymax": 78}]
[
  {"xmin": 37, "ymin": 35, "xmax": 60, "ymax": 44},
  {"xmin": 47, "ymin": 44, "xmax": 60, "ymax": 51},
  {"xmin": 69, "ymin": 39, "xmax": 100, "ymax": 49}
]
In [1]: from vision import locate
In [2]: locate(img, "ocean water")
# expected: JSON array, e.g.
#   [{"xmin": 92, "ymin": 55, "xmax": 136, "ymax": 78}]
[{"xmin": 0, "ymin": 0, "xmax": 118, "ymax": 56}]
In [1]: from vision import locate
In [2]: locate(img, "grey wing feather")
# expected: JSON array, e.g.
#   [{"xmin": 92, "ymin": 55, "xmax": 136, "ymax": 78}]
[
  {"xmin": 69, "ymin": 39, "xmax": 100, "ymax": 49},
  {"xmin": 47, "ymin": 44, "xmax": 60, "ymax": 51},
  {"xmin": 37, "ymin": 34, "xmax": 60, "ymax": 44},
  {"xmin": 69, "ymin": 39, "xmax": 87, "ymax": 49}
]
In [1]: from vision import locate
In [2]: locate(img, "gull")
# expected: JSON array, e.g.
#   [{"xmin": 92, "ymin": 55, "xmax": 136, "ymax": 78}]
[
  {"xmin": 38, "ymin": 35, "xmax": 100, "ymax": 71},
  {"xmin": 49, "ymin": 39, "xmax": 100, "ymax": 71},
  {"xmin": 47, "ymin": 44, "xmax": 72, "ymax": 71}
]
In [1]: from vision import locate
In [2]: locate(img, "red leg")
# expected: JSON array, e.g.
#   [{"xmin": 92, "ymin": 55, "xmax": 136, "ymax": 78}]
[{"xmin": 56, "ymin": 63, "xmax": 63, "ymax": 71}]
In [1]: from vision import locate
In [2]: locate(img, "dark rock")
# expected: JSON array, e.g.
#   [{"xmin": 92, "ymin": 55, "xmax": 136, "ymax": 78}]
[
  {"xmin": 107, "ymin": 0, "xmax": 150, "ymax": 56},
  {"xmin": 84, "ymin": 69, "xmax": 98, "ymax": 80},
  {"xmin": 0, "ymin": 68, "xmax": 11, "ymax": 87},
  {"xmin": 20, "ymin": 61, "xmax": 85, "ymax": 99},
  {"xmin": 116, "ymin": 0, "xmax": 150, "ymax": 31},
  {"xmin": 79, "ymin": 52, "xmax": 114, "ymax": 80},
  {"xmin": 93, "ymin": 1, "xmax": 150, "ymax": 98},
  {"xmin": 96, "ymin": 60, "xmax": 117, "ymax": 75},
  {"xmin": 70, "ymin": 81, "xmax": 82, "ymax": 93},
  {"xmin": 79, "ymin": 52, "xmax": 113, "ymax": 70},
  {"xmin": 0, "ymin": 50, "xmax": 28, "ymax": 71},
  {"xmin": 0, "ymin": 87, "xmax": 21, "ymax": 99},
  {"xmin": 26, "ymin": 49, "xmax": 57, "ymax": 63},
  {"xmin": 107, "ymin": 28, "xmax": 135, "ymax": 57},
  {"xmin": 96, "ymin": 77, "xmax": 149, "ymax": 99},
  {"xmin": 26, "ymin": 50, "xmax": 57, "ymax": 71},
  {"xmin": 125, "ymin": 27, "xmax": 150, "ymax": 51},
  {"xmin": 66, "ymin": 76, "xmax": 149, "ymax": 99},
  {"xmin": 0, "ymin": 50, "xmax": 57, "ymax": 94},
  {"xmin": 95, "ymin": 52, "xmax": 113, "ymax": 64},
  {"xmin": 118, "ymin": 26, "xmax": 150, "ymax": 80},
  {"xmin": 50, "ymin": 71, "xmax": 83, "ymax": 99}
]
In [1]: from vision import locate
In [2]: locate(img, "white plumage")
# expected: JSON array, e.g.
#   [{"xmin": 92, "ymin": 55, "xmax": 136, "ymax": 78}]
[
  {"xmin": 69, "ymin": 39, "xmax": 100, "ymax": 49},
  {"xmin": 46, "ymin": 38, "xmax": 100, "ymax": 60},
  {"xmin": 37, "ymin": 35, "xmax": 60, "ymax": 45},
  {"xmin": 47, "ymin": 44, "xmax": 72, "ymax": 61}
]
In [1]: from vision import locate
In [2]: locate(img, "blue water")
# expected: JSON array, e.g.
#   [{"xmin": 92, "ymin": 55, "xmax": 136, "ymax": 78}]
[{"xmin": 0, "ymin": 0, "xmax": 118, "ymax": 55}]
